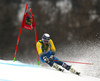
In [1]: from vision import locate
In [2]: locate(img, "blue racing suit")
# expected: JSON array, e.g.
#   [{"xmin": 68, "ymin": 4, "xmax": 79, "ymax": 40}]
[{"xmin": 36, "ymin": 39, "xmax": 71, "ymax": 70}]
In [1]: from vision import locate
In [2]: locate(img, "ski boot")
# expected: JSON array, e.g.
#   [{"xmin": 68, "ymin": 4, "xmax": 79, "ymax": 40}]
[
  {"xmin": 76, "ymin": 72, "xmax": 80, "ymax": 76},
  {"xmin": 69, "ymin": 67, "xmax": 80, "ymax": 76},
  {"xmin": 52, "ymin": 63, "xmax": 64, "ymax": 72}
]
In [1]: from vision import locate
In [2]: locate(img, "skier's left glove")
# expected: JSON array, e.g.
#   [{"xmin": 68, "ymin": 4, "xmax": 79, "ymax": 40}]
[{"xmin": 49, "ymin": 55, "xmax": 53, "ymax": 62}]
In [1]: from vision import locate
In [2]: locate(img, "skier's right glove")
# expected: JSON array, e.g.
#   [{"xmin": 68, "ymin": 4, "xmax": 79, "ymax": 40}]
[{"xmin": 43, "ymin": 56, "xmax": 50, "ymax": 63}]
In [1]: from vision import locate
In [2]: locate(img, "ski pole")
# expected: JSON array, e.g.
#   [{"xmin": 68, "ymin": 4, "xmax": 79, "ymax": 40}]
[
  {"xmin": 53, "ymin": 60, "xmax": 93, "ymax": 65},
  {"xmin": 65, "ymin": 61, "xmax": 93, "ymax": 65}
]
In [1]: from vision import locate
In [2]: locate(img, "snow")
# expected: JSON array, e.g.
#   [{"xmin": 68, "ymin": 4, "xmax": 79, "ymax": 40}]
[
  {"xmin": 56, "ymin": 0, "xmax": 72, "ymax": 14},
  {"xmin": 0, "ymin": 60, "xmax": 100, "ymax": 81}
]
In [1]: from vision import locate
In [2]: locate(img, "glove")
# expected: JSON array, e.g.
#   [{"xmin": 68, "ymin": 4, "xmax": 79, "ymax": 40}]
[
  {"xmin": 43, "ymin": 56, "xmax": 49, "ymax": 63},
  {"xmin": 49, "ymin": 55, "xmax": 53, "ymax": 62}
]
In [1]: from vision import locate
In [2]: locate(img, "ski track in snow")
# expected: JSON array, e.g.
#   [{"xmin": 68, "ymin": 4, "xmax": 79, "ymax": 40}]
[{"xmin": 0, "ymin": 60, "xmax": 100, "ymax": 81}]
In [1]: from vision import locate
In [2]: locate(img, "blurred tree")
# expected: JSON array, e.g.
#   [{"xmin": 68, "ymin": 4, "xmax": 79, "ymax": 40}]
[
  {"xmin": 66, "ymin": 0, "xmax": 100, "ymax": 41},
  {"xmin": 1, "ymin": 0, "xmax": 100, "ymax": 62},
  {"xmin": 0, "ymin": 0, "xmax": 20, "ymax": 59}
]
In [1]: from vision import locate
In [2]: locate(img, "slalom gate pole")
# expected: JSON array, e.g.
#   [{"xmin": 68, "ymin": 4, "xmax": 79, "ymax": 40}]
[
  {"xmin": 30, "ymin": 8, "xmax": 40, "ymax": 65},
  {"xmin": 13, "ymin": 26, "xmax": 22, "ymax": 62},
  {"xmin": 34, "ymin": 26, "xmax": 40, "ymax": 65},
  {"xmin": 53, "ymin": 60, "xmax": 93, "ymax": 65},
  {"xmin": 13, "ymin": 4, "xmax": 28, "ymax": 62}
]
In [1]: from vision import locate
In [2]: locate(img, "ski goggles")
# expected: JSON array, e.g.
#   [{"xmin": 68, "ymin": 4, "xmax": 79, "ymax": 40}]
[{"xmin": 43, "ymin": 40, "xmax": 49, "ymax": 43}]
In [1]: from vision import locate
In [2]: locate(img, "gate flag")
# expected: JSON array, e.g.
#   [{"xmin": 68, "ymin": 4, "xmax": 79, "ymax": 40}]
[
  {"xmin": 13, "ymin": 4, "xmax": 40, "ymax": 66},
  {"xmin": 22, "ymin": 12, "xmax": 33, "ymax": 30}
]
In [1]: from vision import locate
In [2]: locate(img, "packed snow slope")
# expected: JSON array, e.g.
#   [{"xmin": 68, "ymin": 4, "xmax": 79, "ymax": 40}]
[{"xmin": 0, "ymin": 60, "xmax": 100, "ymax": 81}]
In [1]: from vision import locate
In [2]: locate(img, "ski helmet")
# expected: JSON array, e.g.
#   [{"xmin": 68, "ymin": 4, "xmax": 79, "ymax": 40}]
[{"xmin": 42, "ymin": 33, "xmax": 50, "ymax": 43}]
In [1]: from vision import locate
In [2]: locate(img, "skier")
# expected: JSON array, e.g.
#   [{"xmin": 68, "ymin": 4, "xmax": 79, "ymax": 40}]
[{"xmin": 36, "ymin": 33, "xmax": 80, "ymax": 75}]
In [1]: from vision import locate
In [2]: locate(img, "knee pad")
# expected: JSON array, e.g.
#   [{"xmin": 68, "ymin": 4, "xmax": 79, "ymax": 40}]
[{"xmin": 48, "ymin": 61, "xmax": 54, "ymax": 67}]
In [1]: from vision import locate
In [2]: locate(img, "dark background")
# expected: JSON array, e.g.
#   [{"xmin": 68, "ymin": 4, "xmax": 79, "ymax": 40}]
[{"xmin": 0, "ymin": 0, "xmax": 100, "ymax": 63}]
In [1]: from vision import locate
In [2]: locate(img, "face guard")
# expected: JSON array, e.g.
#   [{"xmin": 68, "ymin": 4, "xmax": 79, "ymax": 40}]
[{"xmin": 42, "ymin": 33, "xmax": 50, "ymax": 43}]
